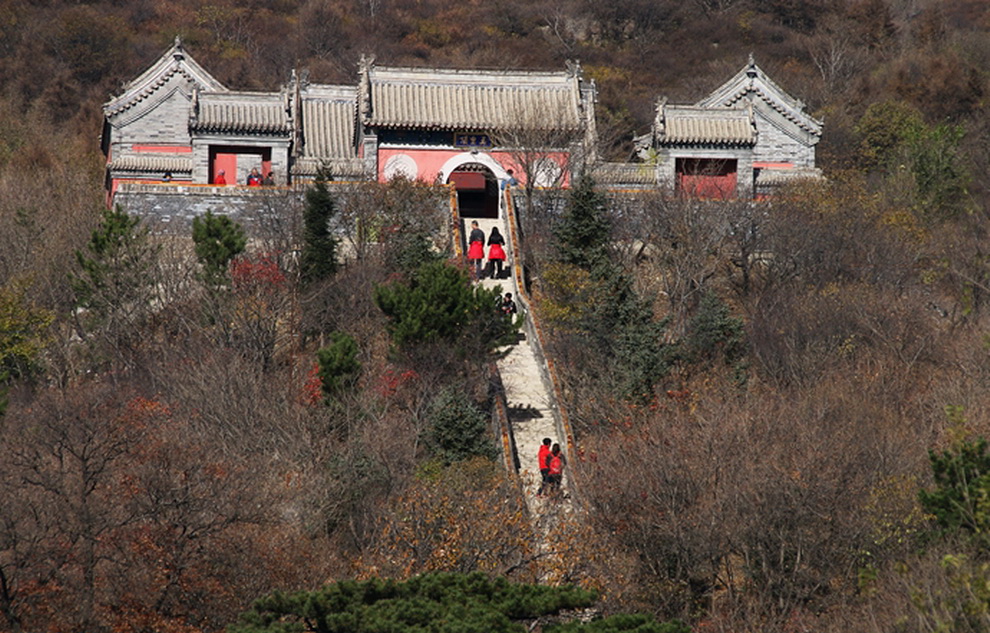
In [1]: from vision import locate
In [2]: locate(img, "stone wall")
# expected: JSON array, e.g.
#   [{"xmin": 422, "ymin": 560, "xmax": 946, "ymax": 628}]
[
  {"xmin": 112, "ymin": 79, "xmax": 195, "ymax": 148},
  {"xmin": 752, "ymin": 111, "xmax": 816, "ymax": 168},
  {"xmin": 113, "ymin": 184, "xmax": 304, "ymax": 234}
]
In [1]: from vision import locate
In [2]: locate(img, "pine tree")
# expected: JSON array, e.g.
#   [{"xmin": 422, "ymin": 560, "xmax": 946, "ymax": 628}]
[
  {"xmin": 374, "ymin": 260, "xmax": 519, "ymax": 354},
  {"xmin": 316, "ymin": 331, "xmax": 360, "ymax": 398},
  {"xmin": 584, "ymin": 262, "xmax": 671, "ymax": 401},
  {"xmin": 301, "ymin": 165, "xmax": 339, "ymax": 284},
  {"xmin": 683, "ymin": 290, "xmax": 746, "ymax": 366},
  {"xmin": 230, "ymin": 572, "xmax": 685, "ymax": 633},
  {"xmin": 70, "ymin": 205, "xmax": 158, "ymax": 351},
  {"xmin": 426, "ymin": 386, "xmax": 497, "ymax": 463},
  {"xmin": 555, "ymin": 174, "xmax": 610, "ymax": 270},
  {"xmin": 73, "ymin": 206, "xmax": 156, "ymax": 314},
  {"xmin": 192, "ymin": 210, "xmax": 246, "ymax": 289}
]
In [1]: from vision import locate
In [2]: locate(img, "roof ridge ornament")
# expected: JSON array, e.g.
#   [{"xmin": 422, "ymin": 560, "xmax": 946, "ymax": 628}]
[
  {"xmin": 189, "ymin": 86, "xmax": 199, "ymax": 127},
  {"xmin": 656, "ymin": 96, "xmax": 668, "ymax": 135},
  {"xmin": 173, "ymin": 35, "xmax": 184, "ymax": 60},
  {"xmin": 746, "ymin": 53, "xmax": 757, "ymax": 80},
  {"xmin": 358, "ymin": 55, "xmax": 375, "ymax": 125},
  {"xmin": 565, "ymin": 59, "xmax": 582, "ymax": 79},
  {"xmin": 747, "ymin": 102, "xmax": 758, "ymax": 137}
]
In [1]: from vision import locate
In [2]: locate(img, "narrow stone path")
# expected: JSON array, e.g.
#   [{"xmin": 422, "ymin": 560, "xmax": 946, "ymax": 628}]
[{"xmin": 463, "ymin": 215, "xmax": 572, "ymax": 519}]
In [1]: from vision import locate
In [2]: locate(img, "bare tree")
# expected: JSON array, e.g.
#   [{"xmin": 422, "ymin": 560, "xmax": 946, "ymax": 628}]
[
  {"xmin": 806, "ymin": 16, "xmax": 867, "ymax": 100},
  {"xmin": 491, "ymin": 98, "xmax": 589, "ymax": 236},
  {"xmin": 690, "ymin": 0, "xmax": 742, "ymax": 15},
  {"xmin": 616, "ymin": 192, "xmax": 736, "ymax": 335},
  {"xmin": 334, "ymin": 179, "xmax": 449, "ymax": 266}
]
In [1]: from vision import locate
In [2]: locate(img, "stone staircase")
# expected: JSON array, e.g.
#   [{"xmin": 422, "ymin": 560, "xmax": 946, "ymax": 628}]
[{"xmin": 461, "ymin": 206, "xmax": 575, "ymax": 520}]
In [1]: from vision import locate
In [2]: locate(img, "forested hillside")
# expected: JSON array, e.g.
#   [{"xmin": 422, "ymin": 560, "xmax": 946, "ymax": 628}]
[{"xmin": 5, "ymin": 1, "xmax": 990, "ymax": 632}]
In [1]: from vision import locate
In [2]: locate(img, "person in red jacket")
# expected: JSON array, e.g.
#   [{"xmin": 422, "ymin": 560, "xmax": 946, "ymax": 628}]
[
  {"xmin": 547, "ymin": 443, "xmax": 565, "ymax": 496},
  {"xmin": 214, "ymin": 169, "xmax": 227, "ymax": 185},
  {"xmin": 486, "ymin": 227, "xmax": 506, "ymax": 279},
  {"xmin": 537, "ymin": 438, "xmax": 552, "ymax": 497},
  {"xmin": 467, "ymin": 220, "xmax": 485, "ymax": 280}
]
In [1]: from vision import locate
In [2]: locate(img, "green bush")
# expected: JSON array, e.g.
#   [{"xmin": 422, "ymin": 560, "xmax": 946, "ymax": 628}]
[
  {"xmin": 920, "ymin": 430, "xmax": 990, "ymax": 538},
  {"xmin": 192, "ymin": 210, "xmax": 246, "ymax": 288},
  {"xmin": 425, "ymin": 386, "xmax": 496, "ymax": 464},
  {"xmin": 230, "ymin": 571, "xmax": 687, "ymax": 633},
  {"xmin": 316, "ymin": 331, "xmax": 360, "ymax": 399},
  {"xmin": 374, "ymin": 260, "xmax": 519, "ymax": 355}
]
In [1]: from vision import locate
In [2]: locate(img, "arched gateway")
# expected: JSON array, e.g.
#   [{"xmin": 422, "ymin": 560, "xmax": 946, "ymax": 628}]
[{"xmin": 447, "ymin": 162, "xmax": 499, "ymax": 219}]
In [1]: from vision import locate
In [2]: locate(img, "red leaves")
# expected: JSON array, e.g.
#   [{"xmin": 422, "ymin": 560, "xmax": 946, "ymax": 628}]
[
  {"xmin": 229, "ymin": 253, "xmax": 286, "ymax": 293},
  {"xmin": 301, "ymin": 362, "xmax": 322, "ymax": 406},
  {"xmin": 377, "ymin": 366, "xmax": 419, "ymax": 399}
]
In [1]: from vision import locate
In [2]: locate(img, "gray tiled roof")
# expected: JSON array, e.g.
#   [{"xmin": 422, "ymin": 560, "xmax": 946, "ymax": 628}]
[
  {"xmin": 592, "ymin": 162, "xmax": 657, "ymax": 185},
  {"xmin": 300, "ymin": 86, "xmax": 358, "ymax": 159},
  {"xmin": 698, "ymin": 57, "xmax": 823, "ymax": 137},
  {"xmin": 109, "ymin": 154, "xmax": 193, "ymax": 173},
  {"xmin": 290, "ymin": 157, "xmax": 367, "ymax": 179},
  {"xmin": 658, "ymin": 106, "xmax": 756, "ymax": 146},
  {"xmin": 363, "ymin": 66, "xmax": 583, "ymax": 131},
  {"xmin": 104, "ymin": 39, "xmax": 226, "ymax": 118},
  {"xmin": 191, "ymin": 92, "xmax": 291, "ymax": 135}
]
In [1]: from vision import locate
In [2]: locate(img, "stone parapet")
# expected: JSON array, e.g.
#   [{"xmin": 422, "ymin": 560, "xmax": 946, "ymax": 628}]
[{"xmin": 113, "ymin": 183, "xmax": 304, "ymax": 233}]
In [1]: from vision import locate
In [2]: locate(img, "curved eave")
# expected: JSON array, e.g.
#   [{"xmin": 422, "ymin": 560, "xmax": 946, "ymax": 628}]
[
  {"xmin": 726, "ymin": 88, "xmax": 822, "ymax": 136},
  {"xmin": 104, "ymin": 44, "xmax": 226, "ymax": 117},
  {"xmin": 659, "ymin": 139, "xmax": 756, "ymax": 148},
  {"xmin": 190, "ymin": 123, "xmax": 293, "ymax": 135},
  {"xmin": 108, "ymin": 154, "xmax": 193, "ymax": 173},
  {"xmin": 368, "ymin": 122, "xmax": 582, "ymax": 135}
]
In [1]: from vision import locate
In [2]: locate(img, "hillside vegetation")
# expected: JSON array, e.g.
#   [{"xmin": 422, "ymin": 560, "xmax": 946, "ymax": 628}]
[{"xmin": 4, "ymin": 1, "xmax": 990, "ymax": 632}]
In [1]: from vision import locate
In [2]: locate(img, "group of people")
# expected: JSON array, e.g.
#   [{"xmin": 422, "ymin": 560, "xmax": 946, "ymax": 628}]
[
  {"xmin": 209, "ymin": 168, "xmax": 275, "ymax": 186},
  {"xmin": 467, "ymin": 221, "xmax": 507, "ymax": 280},
  {"xmin": 245, "ymin": 168, "xmax": 276, "ymax": 186},
  {"xmin": 162, "ymin": 168, "xmax": 276, "ymax": 186},
  {"xmin": 537, "ymin": 437, "xmax": 565, "ymax": 498}
]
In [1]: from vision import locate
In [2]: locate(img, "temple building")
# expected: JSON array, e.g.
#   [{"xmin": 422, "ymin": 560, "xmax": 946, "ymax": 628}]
[
  {"xmin": 102, "ymin": 38, "xmax": 597, "ymax": 218},
  {"xmin": 102, "ymin": 40, "xmax": 821, "ymax": 214},
  {"xmin": 629, "ymin": 55, "xmax": 823, "ymax": 199}
]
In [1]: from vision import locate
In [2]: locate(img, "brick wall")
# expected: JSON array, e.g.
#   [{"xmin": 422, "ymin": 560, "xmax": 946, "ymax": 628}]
[
  {"xmin": 113, "ymin": 184, "xmax": 304, "ymax": 234},
  {"xmin": 112, "ymin": 78, "xmax": 195, "ymax": 148},
  {"xmin": 752, "ymin": 111, "xmax": 816, "ymax": 168}
]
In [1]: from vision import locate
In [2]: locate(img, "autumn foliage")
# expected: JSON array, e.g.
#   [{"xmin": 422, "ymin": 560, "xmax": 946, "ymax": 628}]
[{"xmin": 7, "ymin": 1, "xmax": 990, "ymax": 632}]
